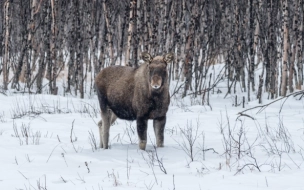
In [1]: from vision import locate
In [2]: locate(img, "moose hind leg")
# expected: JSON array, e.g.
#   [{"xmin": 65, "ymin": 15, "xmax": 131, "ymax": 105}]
[
  {"xmin": 110, "ymin": 112, "xmax": 117, "ymax": 126},
  {"xmin": 137, "ymin": 118, "xmax": 148, "ymax": 150},
  {"xmin": 99, "ymin": 112, "xmax": 117, "ymax": 126},
  {"xmin": 98, "ymin": 111, "xmax": 117, "ymax": 149},
  {"xmin": 101, "ymin": 109, "xmax": 112, "ymax": 149},
  {"xmin": 98, "ymin": 120, "xmax": 104, "ymax": 148},
  {"xmin": 153, "ymin": 116, "xmax": 166, "ymax": 147}
]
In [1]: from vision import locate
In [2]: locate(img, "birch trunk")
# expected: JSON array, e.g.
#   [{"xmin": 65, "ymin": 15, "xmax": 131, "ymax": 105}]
[
  {"xmin": 281, "ymin": 0, "xmax": 289, "ymax": 96},
  {"xmin": 102, "ymin": 1, "xmax": 114, "ymax": 66},
  {"xmin": 76, "ymin": 1, "xmax": 84, "ymax": 98},
  {"xmin": 288, "ymin": 0, "xmax": 299, "ymax": 93},
  {"xmin": 296, "ymin": 1, "xmax": 303, "ymax": 89},
  {"xmin": 37, "ymin": 1, "xmax": 49, "ymax": 93},
  {"xmin": 50, "ymin": 0, "xmax": 58, "ymax": 95},
  {"xmin": 3, "ymin": 0, "xmax": 10, "ymax": 90},
  {"xmin": 249, "ymin": 0, "xmax": 255, "ymax": 92},
  {"xmin": 125, "ymin": 0, "xmax": 136, "ymax": 66}
]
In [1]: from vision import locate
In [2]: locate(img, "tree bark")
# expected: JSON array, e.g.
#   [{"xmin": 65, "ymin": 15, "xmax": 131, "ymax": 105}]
[
  {"xmin": 3, "ymin": 0, "xmax": 10, "ymax": 90},
  {"xmin": 125, "ymin": 0, "xmax": 137, "ymax": 67},
  {"xmin": 296, "ymin": 0, "xmax": 303, "ymax": 89},
  {"xmin": 281, "ymin": 0, "xmax": 289, "ymax": 96}
]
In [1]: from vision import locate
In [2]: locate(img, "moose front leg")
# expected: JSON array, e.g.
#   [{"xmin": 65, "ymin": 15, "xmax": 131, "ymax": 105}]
[
  {"xmin": 153, "ymin": 116, "xmax": 166, "ymax": 147},
  {"xmin": 136, "ymin": 117, "xmax": 148, "ymax": 150}
]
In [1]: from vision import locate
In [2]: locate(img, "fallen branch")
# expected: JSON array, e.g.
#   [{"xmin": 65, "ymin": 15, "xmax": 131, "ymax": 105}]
[
  {"xmin": 238, "ymin": 90, "xmax": 304, "ymax": 115},
  {"xmin": 234, "ymin": 163, "xmax": 261, "ymax": 175},
  {"xmin": 236, "ymin": 113, "xmax": 256, "ymax": 121}
]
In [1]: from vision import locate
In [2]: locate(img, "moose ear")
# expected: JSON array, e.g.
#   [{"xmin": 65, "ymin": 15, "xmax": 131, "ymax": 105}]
[
  {"xmin": 163, "ymin": 52, "xmax": 174, "ymax": 63},
  {"xmin": 141, "ymin": 52, "xmax": 152, "ymax": 63}
]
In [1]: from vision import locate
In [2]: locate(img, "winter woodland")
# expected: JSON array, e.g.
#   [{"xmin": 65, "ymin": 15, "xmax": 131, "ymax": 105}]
[{"xmin": 0, "ymin": 0, "xmax": 304, "ymax": 189}]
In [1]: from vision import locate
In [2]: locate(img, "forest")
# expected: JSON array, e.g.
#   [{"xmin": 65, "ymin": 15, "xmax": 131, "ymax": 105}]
[{"xmin": 0, "ymin": 0, "xmax": 303, "ymax": 101}]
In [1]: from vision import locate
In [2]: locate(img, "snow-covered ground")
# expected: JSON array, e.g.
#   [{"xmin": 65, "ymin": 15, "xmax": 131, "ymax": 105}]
[{"xmin": 1, "ymin": 70, "xmax": 304, "ymax": 189}]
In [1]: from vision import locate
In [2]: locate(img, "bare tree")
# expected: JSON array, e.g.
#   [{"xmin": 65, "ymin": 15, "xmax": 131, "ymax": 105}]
[
  {"xmin": 2, "ymin": 0, "xmax": 11, "ymax": 90},
  {"xmin": 125, "ymin": 0, "xmax": 137, "ymax": 67},
  {"xmin": 281, "ymin": 0, "xmax": 289, "ymax": 96}
]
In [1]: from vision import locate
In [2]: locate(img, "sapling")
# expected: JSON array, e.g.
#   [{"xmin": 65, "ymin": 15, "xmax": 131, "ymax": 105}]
[
  {"xmin": 175, "ymin": 120, "xmax": 200, "ymax": 162},
  {"xmin": 88, "ymin": 129, "xmax": 97, "ymax": 152}
]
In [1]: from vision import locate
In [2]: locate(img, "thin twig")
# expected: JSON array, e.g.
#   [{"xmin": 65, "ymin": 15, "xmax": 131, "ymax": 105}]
[
  {"xmin": 18, "ymin": 170, "xmax": 28, "ymax": 180},
  {"xmin": 70, "ymin": 119, "xmax": 75, "ymax": 143},
  {"xmin": 46, "ymin": 143, "xmax": 61, "ymax": 163}
]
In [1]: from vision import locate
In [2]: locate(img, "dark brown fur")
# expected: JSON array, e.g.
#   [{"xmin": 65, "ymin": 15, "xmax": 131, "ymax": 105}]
[{"xmin": 95, "ymin": 52, "xmax": 174, "ymax": 150}]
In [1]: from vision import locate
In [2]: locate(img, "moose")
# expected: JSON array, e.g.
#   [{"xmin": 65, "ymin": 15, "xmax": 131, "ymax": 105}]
[{"xmin": 95, "ymin": 52, "xmax": 174, "ymax": 150}]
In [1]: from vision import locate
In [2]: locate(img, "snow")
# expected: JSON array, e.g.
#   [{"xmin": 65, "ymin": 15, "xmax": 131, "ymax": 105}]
[{"xmin": 1, "ymin": 68, "xmax": 304, "ymax": 189}]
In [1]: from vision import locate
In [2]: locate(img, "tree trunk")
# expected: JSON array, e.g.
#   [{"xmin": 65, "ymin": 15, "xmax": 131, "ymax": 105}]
[
  {"xmin": 75, "ymin": 1, "xmax": 84, "ymax": 98},
  {"xmin": 249, "ymin": 0, "xmax": 255, "ymax": 92},
  {"xmin": 125, "ymin": 0, "xmax": 136, "ymax": 67},
  {"xmin": 3, "ymin": 0, "xmax": 10, "ymax": 90},
  {"xmin": 281, "ymin": 0, "xmax": 289, "ymax": 96},
  {"xmin": 297, "ymin": 1, "xmax": 303, "ymax": 89},
  {"xmin": 37, "ymin": 1, "xmax": 49, "ymax": 94},
  {"xmin": 102, "ymin": 1, "xmax": 114, "ymax": 66},
  {"xmin": 50, "ymin": 0, "xmax": 58, "ymax": 95}
]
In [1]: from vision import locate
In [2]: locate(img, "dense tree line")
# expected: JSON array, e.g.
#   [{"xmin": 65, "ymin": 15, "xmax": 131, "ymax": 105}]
[{"xmin": 0, "ymin": 0, "xmax": 303, "ymax": 102}]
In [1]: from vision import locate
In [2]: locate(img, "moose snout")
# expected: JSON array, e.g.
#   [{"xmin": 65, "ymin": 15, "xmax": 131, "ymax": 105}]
[
  {"xmin": 152, "ymin": 84, "xmax": 161, "ymax": 89},
  {"xmin": 151, "ymin": 76, "xmax": 162, "ymax": 89}
]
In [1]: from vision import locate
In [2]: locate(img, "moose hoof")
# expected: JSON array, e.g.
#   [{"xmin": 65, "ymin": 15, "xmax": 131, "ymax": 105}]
[
  {"xmin": 100, "ymin": 144, "xmax": 109, "ymax": 149},
  {"xmin": 157, "ymin": 144, "xmax": 164, "ymax": 148},
  {"xmin": 98, "ymin": 120, "xmax": 103, "ymax": 128},
  {"xmin": 156, "ymin": 139, "xmax": 164, "ymax": 147},
  {"xmin": 139, "ymin": 140, "xmax": 147, "ymax": 150}
]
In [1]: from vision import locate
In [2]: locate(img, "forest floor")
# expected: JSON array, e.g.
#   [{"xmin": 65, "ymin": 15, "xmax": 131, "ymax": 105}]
[{"xmin": 0, "ymin": 66, "xmax": 304, "ymax": 190}]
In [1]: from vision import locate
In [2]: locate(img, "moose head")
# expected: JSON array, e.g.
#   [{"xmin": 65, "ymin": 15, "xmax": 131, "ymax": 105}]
[{"xmin": 142, "ymin": 52, "xmax": 174, "ymax": 91}]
